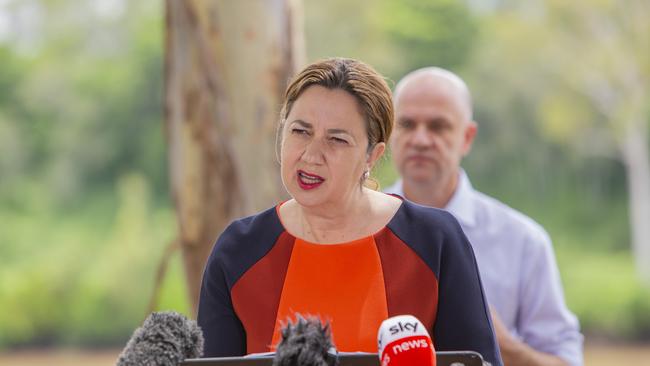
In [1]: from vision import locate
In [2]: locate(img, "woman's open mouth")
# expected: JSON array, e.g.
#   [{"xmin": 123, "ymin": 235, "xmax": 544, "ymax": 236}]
[{"xmin": 297, "ymin": 170, "xmax": 325, "ymax": 190}]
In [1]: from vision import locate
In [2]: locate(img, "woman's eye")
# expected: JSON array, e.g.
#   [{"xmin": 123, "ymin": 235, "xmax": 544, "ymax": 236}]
[
  {"xmin": 292, "ymin": 128, "xmax": 308, "ymax": 135},
  {"xmin": 330, "ymin": 136, "xmax": 348, "ymax": 144}
]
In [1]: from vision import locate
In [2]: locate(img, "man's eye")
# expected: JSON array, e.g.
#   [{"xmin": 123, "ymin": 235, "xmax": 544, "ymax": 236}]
[
  {"xmin": 398, "ymin": 120, "xmax": 414, "ymax": 129},
  {"xmin": 428, "ymin": 122, "xmax": 450, "ymax": 132}
]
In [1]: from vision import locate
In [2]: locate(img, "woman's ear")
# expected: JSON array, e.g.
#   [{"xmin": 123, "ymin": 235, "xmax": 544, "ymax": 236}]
[{"xmin": 366, "ymin": 142, "xmax": 386, "ymax": 171}]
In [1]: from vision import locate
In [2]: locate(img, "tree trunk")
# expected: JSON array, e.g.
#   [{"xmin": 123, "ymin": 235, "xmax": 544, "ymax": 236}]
[
  {"xmin": 164, "ymin": 0, "xmax": 304, "ymax": 315},
  {"xmin": 620, "ymin": 118, "xmax": 650, "ymax": 285}
]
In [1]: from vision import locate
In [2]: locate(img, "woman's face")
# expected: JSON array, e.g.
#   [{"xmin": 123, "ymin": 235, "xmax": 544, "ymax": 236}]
[{"xmin": 280, "ymin": 85, "xmax": 384, "ymax": 209}]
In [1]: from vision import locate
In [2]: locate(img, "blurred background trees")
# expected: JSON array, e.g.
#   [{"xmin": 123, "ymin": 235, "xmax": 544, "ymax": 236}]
[
  {"xmin": 466, "ymin": 0, "xmax": 650, "ymax": 284},
  {"xmin": 0, "ymin": 0, "xmax": 648, "ymax": 349}
]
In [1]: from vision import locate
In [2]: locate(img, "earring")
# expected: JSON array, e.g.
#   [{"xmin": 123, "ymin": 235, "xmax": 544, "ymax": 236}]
[{"xmin": 362, "ymin": 170, "xmax": 370, "ymax": 181}]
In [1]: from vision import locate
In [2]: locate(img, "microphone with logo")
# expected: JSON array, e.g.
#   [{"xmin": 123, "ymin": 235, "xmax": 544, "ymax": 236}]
[
  {"xmin": 116, "ymin": 311, "xmax": 204, "ymax": 366},
  {"xmin": 377, "ymin": 315, "xmax": 436, "ymax": 366}
]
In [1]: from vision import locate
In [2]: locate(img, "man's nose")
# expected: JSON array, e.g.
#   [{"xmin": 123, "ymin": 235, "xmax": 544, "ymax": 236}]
[{"xmin": 409, "ymin": 126, "xmax": 432, "ymax": 147}]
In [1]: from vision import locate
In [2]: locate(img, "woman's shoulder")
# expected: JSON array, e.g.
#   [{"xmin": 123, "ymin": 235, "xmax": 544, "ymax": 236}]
[
  {"xmin": 204, "ymin": 205, "xmax": 288, "ymax": 283},
  {"xmin": 381, "ymin": 198, "xmax": 471, "ymax": 279},
  {"xmin": 388, "ymin": 198, "xmax": 470, "ymax": 253},
  {"xmin": 224, "ymin": 206, "xmax": 283, "ymax": 237},
  {"xmin": 390, "ymin": 197, "xmax": 463, "ymax": 233},
  {"xmin": 202, "ymin": 205, "xmax": 288, "ymax": 291},
  {"xmin": 211, "ymin": 205, "xmax": 286, "ymax": 258}
]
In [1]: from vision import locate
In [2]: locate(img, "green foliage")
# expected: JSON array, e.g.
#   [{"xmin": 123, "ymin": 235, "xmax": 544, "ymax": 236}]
[
  {"xmin": 0, "ymin": 1, "xmax": 185, "ymax": 348},
  {"xmin": 0, "ymin": 174, "xmax": 184, "ymax": 348},
  {"xmin": 0, "ymin": 1, "xmax": 166, "ymax": 207},
  {"xmin": 628, "ymin": 291, "xmax": 650, "ymax": 339},
  {"xmin": 378, "ymin": 0, "xmax": 478, "ymax": 72},
  {"xmin": 557, "ymin": 248, "xmax": 650, "ymax": 339},
  {"xmin": 0, "ymin": 0, "xmax": 648, "ymax": 349},
  {"xmin": 304, "ymin": 0, "xmax": 478, "ymax": 80}
]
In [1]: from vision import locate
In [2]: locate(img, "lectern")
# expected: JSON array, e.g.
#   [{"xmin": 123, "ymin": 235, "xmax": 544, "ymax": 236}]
[{"xmin": 181, "ymin": 350, "xmax": 485, "ymax": 366}]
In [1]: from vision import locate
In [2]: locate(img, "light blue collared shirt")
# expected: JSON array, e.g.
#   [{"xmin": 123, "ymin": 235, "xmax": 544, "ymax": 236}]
[{"xmin": 385, "ymin": 171, "xmax": 583, "ymax": 366}]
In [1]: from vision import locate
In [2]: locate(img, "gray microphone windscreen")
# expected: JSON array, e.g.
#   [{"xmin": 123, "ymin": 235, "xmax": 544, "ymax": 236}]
[
  {"xmin": 116, "ymin": 311, "xmax": 204, "ymax": 366},
  {"xmin": 273, "ymin": 314, "xmax": 338, "ymax": 366}
]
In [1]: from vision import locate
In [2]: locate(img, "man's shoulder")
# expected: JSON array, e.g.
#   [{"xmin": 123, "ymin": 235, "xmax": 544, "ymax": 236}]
[{"xmin": 471, "ymin": 189, "xmax": 550, "ymax": 244}]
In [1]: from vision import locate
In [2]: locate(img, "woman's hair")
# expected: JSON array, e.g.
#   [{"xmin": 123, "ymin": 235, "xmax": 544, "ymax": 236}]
[{"xmin": 278, "ymin": 58, "xmax": 394, "ymax": 154}]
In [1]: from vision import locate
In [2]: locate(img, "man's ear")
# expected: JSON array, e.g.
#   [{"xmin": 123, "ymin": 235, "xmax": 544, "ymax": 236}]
[{"xmin": 462, "ymin": 121, "xmax": 478, "ymax": 156}]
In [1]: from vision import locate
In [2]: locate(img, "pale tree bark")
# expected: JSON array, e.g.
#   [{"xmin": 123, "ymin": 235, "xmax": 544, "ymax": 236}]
[
  {"xmin": 164, "ymin": 0, "xmax": 304, "ymax": 315},
  {"xmin": 575, "ymin": 0, "xmax": 650, "ymax": 285},
  {"xmin": 620, "ymin": 118, "xmax": 650, "ymax": 284},
  {"xmin": 581, "ymin": 72, "xmax": 650, "ymax": 284}
]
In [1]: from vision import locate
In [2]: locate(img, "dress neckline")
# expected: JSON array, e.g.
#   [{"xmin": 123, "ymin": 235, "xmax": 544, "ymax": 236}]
[{"xmin": 274, "ymin": 195, "xmax": 405, "ymax": 246}]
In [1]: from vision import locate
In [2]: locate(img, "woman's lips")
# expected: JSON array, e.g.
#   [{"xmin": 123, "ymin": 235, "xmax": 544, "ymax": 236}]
[{"xmin": 297, "ymin": 170, "xmax": 324, "ymax": 190}]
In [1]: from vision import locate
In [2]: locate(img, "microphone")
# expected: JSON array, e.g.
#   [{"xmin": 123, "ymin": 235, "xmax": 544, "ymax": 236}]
[
  {"xmin": 116, "ymin": 311, "xmax": 204, "ymax": 366},
  {"xmin": 273, "ymin": 314, "xmax": 339, "ymax": 366},
  {"xmin": 377, "ymin": 315, "xmax": 436, "ymax": 366}
]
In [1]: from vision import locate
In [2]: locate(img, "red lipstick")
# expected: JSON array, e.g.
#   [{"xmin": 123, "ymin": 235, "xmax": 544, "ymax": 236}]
[{"xmin": 297, "ymin": 170, "xmax": 325, "ymax": 190}]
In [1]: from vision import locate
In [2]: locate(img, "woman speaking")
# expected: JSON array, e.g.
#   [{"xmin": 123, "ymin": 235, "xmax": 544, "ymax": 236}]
[{"xmin": 197, "ymin": 58, "xmax": 502, "ymax": 366}]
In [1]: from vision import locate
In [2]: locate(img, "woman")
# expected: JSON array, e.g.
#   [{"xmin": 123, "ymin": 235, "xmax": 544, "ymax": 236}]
[{"xmin": 197, "ymin": 58, "xmax": 502, "ymax": 366}]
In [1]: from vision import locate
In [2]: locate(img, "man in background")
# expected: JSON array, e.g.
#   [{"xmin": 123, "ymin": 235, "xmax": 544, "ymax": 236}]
[{"xmin": 386, "ymin": 67, "xmax": 583, "ymax": 366}]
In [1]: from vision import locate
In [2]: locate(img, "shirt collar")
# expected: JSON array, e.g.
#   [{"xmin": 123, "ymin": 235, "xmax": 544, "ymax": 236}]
[
  {"xmin": 444, "ymin": 169, "xmax": 477, "ymax": 228},
  {"xmin": 385, "ymin": 169, "xmax": 477, "ymax": 228}
]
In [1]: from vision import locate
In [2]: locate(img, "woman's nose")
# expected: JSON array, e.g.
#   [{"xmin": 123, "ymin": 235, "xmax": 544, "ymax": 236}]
[{"xmin": 300, "ymin": 138, "xmax": 325, "ymax": 164}]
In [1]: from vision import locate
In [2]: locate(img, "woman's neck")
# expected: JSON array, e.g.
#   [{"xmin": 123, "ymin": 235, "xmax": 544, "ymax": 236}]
[
  {"xmin": 280, "ymin": 189, "xmax": 402, "ymax": 244},
  {"xmin": 299, "ymin": 189, "xmax": 371, "ymax": 243},
  {"xmin": 279, "ymin": 188, "xmax": 373, "ymax": 244}
]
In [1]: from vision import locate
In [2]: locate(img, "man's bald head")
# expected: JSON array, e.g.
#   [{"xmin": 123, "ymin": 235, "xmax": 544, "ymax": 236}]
[
  {"xmin": 393, "ymin": 67, "xmax": 473, "ymax": 121},
  {"xmin": 389, "ymin": 67, "xmax": 478, "ymax": 207}
]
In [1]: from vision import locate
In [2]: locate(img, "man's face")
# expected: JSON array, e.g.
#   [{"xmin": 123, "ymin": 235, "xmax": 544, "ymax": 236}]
[{"xmin": 390, "ymin": 77, "xmax": 476, "ymax": 187}]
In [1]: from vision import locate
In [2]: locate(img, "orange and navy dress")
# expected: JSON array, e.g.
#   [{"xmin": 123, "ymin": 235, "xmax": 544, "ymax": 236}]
[{"xmin": 197, "ymin": 199, "xmax": 502, "ymax": 366}]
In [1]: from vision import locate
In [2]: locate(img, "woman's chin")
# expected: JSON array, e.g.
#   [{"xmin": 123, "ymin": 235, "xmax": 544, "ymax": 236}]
[{"xmin": 289, "ymin": 190, "xmax": 328, "ymax": 208}]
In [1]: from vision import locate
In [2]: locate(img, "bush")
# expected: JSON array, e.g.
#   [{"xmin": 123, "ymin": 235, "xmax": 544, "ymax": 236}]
[
  {"xmin": 0, "ymin": 173, "xmax": 188, "ymax": 349},
  {"xmin": 556, "ymin": 247, "xmax": 650, "ymax": 340}
]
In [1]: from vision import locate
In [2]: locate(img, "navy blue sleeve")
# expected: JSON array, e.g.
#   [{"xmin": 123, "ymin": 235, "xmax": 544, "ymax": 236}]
[
  {"xmin": 197, "ymin": 223, "xmax": 247, "ymax": 357},
  {"xmin": 433, "ymin": 211, "xmax": 503, "ymax": 366},
  {"xmin": 197, "ymin": 207, "xmax": 285, "ymax": 357}
]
